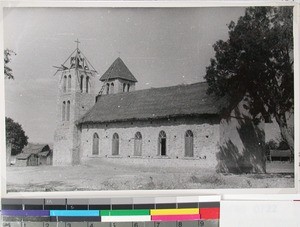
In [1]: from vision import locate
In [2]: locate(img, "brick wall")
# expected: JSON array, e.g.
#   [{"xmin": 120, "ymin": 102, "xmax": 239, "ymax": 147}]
[
  {"xmin": 101, "ymin": 78, "xmax": 136, "ymax": 95},
  {"xmin": 80, "ymin": 116, "xmax": 220, "ymax": 169},
  {"xmin": 53, "ymin": 68, "xmax": 97, "ymax": 166}
]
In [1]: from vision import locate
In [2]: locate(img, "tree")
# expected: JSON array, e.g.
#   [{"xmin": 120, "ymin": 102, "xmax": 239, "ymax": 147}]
[
  {"xmin": 205, "ymin": 7, "xmax": 294, "ymax": 154},
  {"xmin": 4, "ymin": 49, "xmax": 16, "ymax": 79},
  {"xmin": 6, "ymin": 117, "xmax": 28, "ymax": 156}
]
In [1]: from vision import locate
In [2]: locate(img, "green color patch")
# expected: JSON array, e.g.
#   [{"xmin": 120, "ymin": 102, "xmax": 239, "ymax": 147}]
[{"xmin": 100, "ymin": 209, "xmax": 150, "ymax": 216}]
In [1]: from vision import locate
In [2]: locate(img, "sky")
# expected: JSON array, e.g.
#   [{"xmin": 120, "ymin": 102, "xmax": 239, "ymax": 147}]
[{"xmin": 3, "ymin": 7, "xmax": 245, "ymax": 143}]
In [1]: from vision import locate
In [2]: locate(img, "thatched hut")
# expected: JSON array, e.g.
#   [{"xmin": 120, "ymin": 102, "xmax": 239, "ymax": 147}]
[
  {"xmin": 15, "ymin": 143, "xmax": 52, "ymax": 166},
  {"xmin": 15, "ymin": 153, "xmax": 38, "ymax": 167}
]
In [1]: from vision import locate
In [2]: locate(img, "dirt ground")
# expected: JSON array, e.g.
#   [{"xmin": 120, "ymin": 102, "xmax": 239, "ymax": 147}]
[{"xmin": 6, "ymin": 158, "xmax": 294, "ymax": 192}]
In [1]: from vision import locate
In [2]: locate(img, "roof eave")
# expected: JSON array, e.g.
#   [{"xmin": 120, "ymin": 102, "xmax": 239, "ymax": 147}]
[{"xmin": 77, "ymin": 113, "xmax": 220, "ymax": 126}]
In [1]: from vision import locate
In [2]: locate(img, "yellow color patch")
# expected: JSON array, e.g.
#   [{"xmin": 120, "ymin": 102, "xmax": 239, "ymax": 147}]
[{"xmin": 150, "ymin": 208, "xmax": 199, "ymax": 215}]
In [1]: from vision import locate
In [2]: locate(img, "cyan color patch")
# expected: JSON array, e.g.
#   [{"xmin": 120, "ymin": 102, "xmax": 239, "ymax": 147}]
[{"xmin": 50, "ymin": 210, "xmax": 99, "ymax": 217}]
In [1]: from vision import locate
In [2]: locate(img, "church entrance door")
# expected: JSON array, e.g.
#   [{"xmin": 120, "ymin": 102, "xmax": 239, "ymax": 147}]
[
  {"xmin": 185, "ymin": 130, "xmax": 194, "ymax": 157},
  {"xmin": 134, "ymin": 132, "xmax": 142, "ymax": 156},
  {"xmin": 112, "ymin": 133, "xmax": 119, "ymax": 155},
  {"xmin": 158, "ymin": 131, "xmax": 167, "ymax": 156},
  {"xmin": 161, "ymin": 138, "xmax": 166, "ymax": 156}
]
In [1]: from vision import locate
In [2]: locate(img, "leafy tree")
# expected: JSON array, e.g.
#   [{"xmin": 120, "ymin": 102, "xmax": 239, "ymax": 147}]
[
  {"xmin": 4, "ymin": 49, "xmax": 16, "ymax": 79},
  {"xmin": 205, "ymin": 7, "xmax": 294, "ymax": 154},
  {"xmin": 6, "ymin": 117, "xmax": 28, "ymax": 156}
]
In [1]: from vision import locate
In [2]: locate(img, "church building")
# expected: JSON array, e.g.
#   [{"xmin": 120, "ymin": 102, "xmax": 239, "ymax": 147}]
[{"xmin": 53, "ymin": 45, "xmax": 224, "ymax": 169}]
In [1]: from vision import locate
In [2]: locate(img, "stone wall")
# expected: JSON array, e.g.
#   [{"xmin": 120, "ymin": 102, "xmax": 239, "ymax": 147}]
[{"xmin": 80, "ymin": 116, "xmax": 220, "ymax": 169}]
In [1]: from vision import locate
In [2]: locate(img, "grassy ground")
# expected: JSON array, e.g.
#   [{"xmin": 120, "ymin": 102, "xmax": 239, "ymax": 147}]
[{"xmin": 6, "ymin": 158, "xmax": 294, "ymax": 192}]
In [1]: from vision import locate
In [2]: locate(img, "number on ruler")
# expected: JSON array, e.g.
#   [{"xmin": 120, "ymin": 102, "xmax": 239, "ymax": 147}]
[
  {"xmin": 133, "ymin": 223, "xmax": 139, "ymax": 227},
  {"xmin": 23, "ymin": 223, "xmax": 26, "ymax": 227},
  {"xmin": 90, "ymin": 224, "xmax": 94, "ymax": 227},
  {"xmin": 178, "ymin": 222, "xmax": 182, "ymax": 227},
  {"xmin": 112, "ymin": 222, "xmax": 116, "ymax": 227},
  {"xmin": 156, "ymin": 222, "xmax": 160, "ymax": 227},
  {"xmin": 66, "ymin": 223, "xmax": 72, "ymax": 227},
  {"xmin": 199, "ymin": 221, "xmax": 204, "ymax": 227},
  {"xmin": 45, "ymin": 223, "xmax": 50, "ymax": 227}
]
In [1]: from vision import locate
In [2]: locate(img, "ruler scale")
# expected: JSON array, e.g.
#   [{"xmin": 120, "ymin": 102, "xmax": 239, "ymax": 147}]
[{"xmin": 1, "ymin": 196, "xmax": 220, "ymax": 227}]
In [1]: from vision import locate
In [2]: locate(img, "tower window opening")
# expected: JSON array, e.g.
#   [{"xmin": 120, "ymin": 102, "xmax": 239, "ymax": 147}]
[
  {"xmin": 68, "ymin": 75, "xmax": 71, "ymax": 91},
  {"xmin": 111, "ymin": 83, "xmax": 114, "ymax": 94},
  {"xmin": 127, "ymin": 84, "xmax": 130, "ymax": 92},
  {"xmin": 63, "ymin": 75, "xmax": 67, "ymax": 93},
  {"xmin": 66, "ymin": 100, "xmax": 71, "ymax": 121},
  {"xmin": 86, "ymin": 76, "xmax": 89, "ymax": 93},
  {"xmin": 106, "ymin": 83, "xmax": 110, "ymax": 95},
  {"xmin": 80, "ymin": 75, "xmax": 84, "ymax": 92},
  {"xmin": 123, "ymin": 83, "xmax": 126, "ymax": 92},
  {"xmin": 62, "ymin": 101, "xmax": 66, "ymax": 121}
]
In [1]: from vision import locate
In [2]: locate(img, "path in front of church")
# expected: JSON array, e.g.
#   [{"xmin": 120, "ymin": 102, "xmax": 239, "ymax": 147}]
[{"xmin": 6, "ymin": 158, "xmax": 294, "ymax": 192}]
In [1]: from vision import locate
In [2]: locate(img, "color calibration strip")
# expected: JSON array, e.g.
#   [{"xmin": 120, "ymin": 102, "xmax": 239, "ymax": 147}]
[
  {"xmin": 1, "ymin": 208, "xmax": 219, "ymax": 221},
  {"xmin": 1, "ymin": 196, "xmax": 220, "ymax": 224}
]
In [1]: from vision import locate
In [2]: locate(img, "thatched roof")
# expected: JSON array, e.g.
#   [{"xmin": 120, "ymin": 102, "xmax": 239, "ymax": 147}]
[
  {"xmin": 100, "ymin": 57, "xmax": 138, "ymax": 82},
  {"xmin": 78, "ymin": 82, "xmax": 224, "ymax": 125},
  {"xmin": 16, "ymin": 153, "xmax": 34, "ymax": 160},
  {"xmin": 23, "ymin": 143, "xmax": 50, "ymax": 155},
  {"xmin": 39, "ymin": 150, "xmax": 51, "ymax": 157}
]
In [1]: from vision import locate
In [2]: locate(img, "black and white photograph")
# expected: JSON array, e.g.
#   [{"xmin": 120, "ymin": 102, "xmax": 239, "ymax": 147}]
[{"xmin": 3, "ymin": 6, "xmax": 296, "ymax": 192}]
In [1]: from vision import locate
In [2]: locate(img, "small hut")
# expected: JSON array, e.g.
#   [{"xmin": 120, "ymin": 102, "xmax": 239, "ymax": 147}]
[
  {"xmin": 15, "ymin": 143, "xmax": 52, "ymax": 166},
  {"xmin": 15, "ymin": 153, "xmax": 38, "ymax": 167}
]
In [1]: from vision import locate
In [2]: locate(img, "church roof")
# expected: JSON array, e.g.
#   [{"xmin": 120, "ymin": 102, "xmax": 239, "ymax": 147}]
[
  {"xmin": 78, "ymin": 82, "xmax": 224, "ymax": 124},
  {"xmin": 100, "ymin": 57, "xmax": 138, "ymax": 82}
]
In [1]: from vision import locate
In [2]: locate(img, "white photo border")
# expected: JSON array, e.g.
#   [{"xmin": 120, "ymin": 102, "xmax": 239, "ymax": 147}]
[{"xmin": 0, "ymin": 0, "xmax": 299, "ymax": 199}]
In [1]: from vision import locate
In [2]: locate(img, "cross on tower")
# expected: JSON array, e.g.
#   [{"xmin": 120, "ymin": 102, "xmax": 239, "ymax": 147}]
[{"xmin": 75, "ymin": 39, "xmax": 80, "ymax": 49}]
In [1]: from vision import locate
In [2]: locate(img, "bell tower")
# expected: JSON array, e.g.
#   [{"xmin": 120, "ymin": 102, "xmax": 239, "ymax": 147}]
[
  {"xmin": 53, "ymin": 40, "xmax": 98, "ymax": 166},
  {"xmin": 99, "ymin": 57, "xmax": 138, "ymax": 95}
]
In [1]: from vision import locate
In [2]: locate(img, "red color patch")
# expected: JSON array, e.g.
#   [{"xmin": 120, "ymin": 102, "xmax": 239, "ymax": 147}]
[{"xmin": 199, "ymin": 208, "xmax": 220, "ymax": 220}]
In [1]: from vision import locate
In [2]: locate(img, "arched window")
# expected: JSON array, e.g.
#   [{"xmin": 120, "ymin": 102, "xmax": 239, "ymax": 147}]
[
  {"xmin": 63, "ymin": 75, "xmax": 67, "ymax": 92},
  {"xmin": 66, "ymin": 100, "xmax": 70, "ymax": 121},
  {"xmin": 123, "ymin": 83, "xmax": 126, "ymax": 92},
  {"xmin": 68, "ymin": 75, "xmax": 71, "ymax": 91},
  {"xmin": 62, "ymin": 101, "xmax": 66, "ymax": 121},
  {"xmin": 86, "ymin": 76, "xmax": 89, "ymax": 93},
  {"xmin": 158, "ymin": 131, "xmax": 167, "ymax": 156},
  {"xmin": 80, "ymin": 75, "xmax": 84, "ymax": 92},
  {"xmin": 106, "ymin": 83, "xmax": 110, "ymax": 95},
  {"xmin": 127, "ymin": 84, "xmax": 130, "ymax": 92},
  {"xmin": 134, "ymin": 132, "xmax": 142, "ymax": 156},
  {"xmin": 92, "ymin": 133, "xmax": 99, "ymax": 155},
  {"xmin": 185, "ymin": 130, "xmax": 194, "ymax": 157},
  {"xmin": 111, "ymin": 83, "xmax": 114, "ymax": 94},
  {"xmin": 112, "ymin": 133, "xmax": 119, "ymax": 155}
]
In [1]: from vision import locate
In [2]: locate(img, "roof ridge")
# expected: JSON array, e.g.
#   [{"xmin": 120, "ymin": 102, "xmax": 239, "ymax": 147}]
[{"xmin": 99, "ymin": 81, "xmax": 207, "ymax": 97}]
